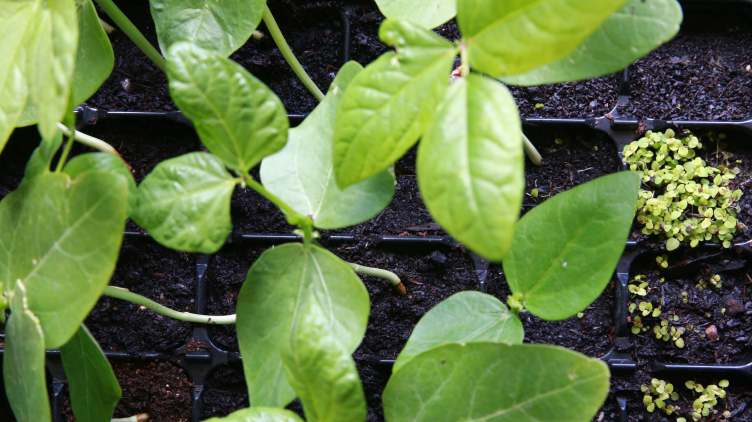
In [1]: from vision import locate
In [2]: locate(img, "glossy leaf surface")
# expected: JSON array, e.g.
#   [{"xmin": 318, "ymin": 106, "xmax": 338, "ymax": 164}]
[
  {"xmin": 458, "ymin": 0, "xmax": 629, "ymax": 76},
  {"xmin": 504, "ymin": 172, "xmax": 640, "ymax": 320},
  {"xmin": 384, "ymin": 343, "xmax": 609, "ymax": 422},
  {"xmin": 333, "ymin": 19, "xmax": 457, "ymax": 188},
  {"xmin": 4, "ymin": 280, "xmax": 51, "ymax": 422},
  {"xmin": 393, "ymin": 291, "xmax": 523, "ymax": 373},
  {"xmin": 375, "ymin": 0, "xmax": 456, "ymax": 29},
  {"xmin": 418, "ymin": 75, "xmax": 522, "ymax": 261},
  {"xmin": 0, "ymin": 0, "xmax": 78, "ymax": 151},
  {"xmin": 237, "ymin": 243, "xmax": 369, "ymax": 408},
  {"xmin": 0, "ymin": 171, "xmax": 127, "ymax": 348},
  {"xmin": 204, "ymin": 408, "xmax": 305, "ymax": 422},
  {"xmin": 282, "ymin": 300, "xmax": 367, "ymax": 422},
  {"xmin": 60, "ymin": 325, "xmax": 121, "ymax": 422},
  {"xmin": 501, "ymin": 0, "xmax": 682, "ymax": 85},
  {"xmin": 18, "ymin": 0, "xmax": 114, "ymax": 126},
  {"xmin": 150, "ymin": 0, "xmax": 265, "ymax": 57},
  {"xmin": 131, "ymin": 152, "xmax": 235, "ymax": 254},
  {"xmin": 167, "ymin": 42, "xmax": 288, "ymax": 174},
  {"xmin": 262, "ymin": 62, "xmax": 394, "ymax": 229}
]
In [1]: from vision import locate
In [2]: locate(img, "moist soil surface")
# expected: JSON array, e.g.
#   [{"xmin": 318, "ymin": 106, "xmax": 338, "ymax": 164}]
[
  {"xmin": 623, "ymin": 10, "xmax": 752, "ymax": 121},
  {"xmin": 63, "ymin": 360, "xmax": 192, "ymax": 422}
]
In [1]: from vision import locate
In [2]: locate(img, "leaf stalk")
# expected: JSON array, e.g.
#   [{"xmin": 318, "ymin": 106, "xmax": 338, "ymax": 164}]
[
  {"xmin": 522, "ymin": 133, "xmax": 543, "ymax": 166},
  {"xmin": 262, "ymin": 5, "xmax": 325, "ymax": 102},
  {"xmin": 347, "ymin": 263, "xmax": 406, "ymax": 295}
]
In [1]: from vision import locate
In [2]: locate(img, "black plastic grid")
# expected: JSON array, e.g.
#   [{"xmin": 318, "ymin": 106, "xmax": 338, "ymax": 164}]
[{"xmin": 2, "ymin": 3, "xmax": 752, "ymax": 421}]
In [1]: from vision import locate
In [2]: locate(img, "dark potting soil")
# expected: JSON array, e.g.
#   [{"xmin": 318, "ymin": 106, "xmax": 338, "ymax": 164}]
[
  {"xmin": 62, "ymin": 360, "xmax": 192, "ymax": 422},
  {"xmin": 84, "ymin": 237, "xmax": 196, "ymax": 354},
  {"xmin": 626, "ymin": 250, "xmax": 752, "ymax": 366},
  {"xmin": 623, "ymin": 11, "xmax": 752, "ymax": 121},
  {"xmin": 521, "ymin": 128, "xmax": 622, "ymax": 216},
  {"xmin": 88, "ymin": 0, "xmax": 346, "ymax": 114},
  {"xmin": 0, "ymin": 126, "xmax": 39, "ymax": 202}
]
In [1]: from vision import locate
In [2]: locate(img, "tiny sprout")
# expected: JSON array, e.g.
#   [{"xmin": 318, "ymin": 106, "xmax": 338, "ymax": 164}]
[
  {"xmin": 531, "ymin": 188, "xmax": 539, "ymax": 198},
  {"xmin": 656, "ymin": 255, "xmax": 669, "ymax": 268},
  {"xmin": 535, "ymin": 103, "xmax": 544, "ymax": 109},
  {"xmin": 576, "ymin": 312, "xmax": 584, "ymax": 318}
]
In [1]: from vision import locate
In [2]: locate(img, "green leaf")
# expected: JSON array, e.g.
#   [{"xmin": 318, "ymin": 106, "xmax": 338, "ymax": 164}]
[
  {"xmin": 383, "ymin": 343, "xmax": 609, "ymax": 422},
  {"xmin": 458, "ymin": 0, "xmax": 630, "ymax": 77},
  {"xmin": 417, "ymin": 74, "xmax": 523, "ymax": 261},
  {"xmin": 60, "ymin": 325, "xmax": 122, "ymax": 422},
  {"xmin": 666, "ymin": 237, "xmax": 680, "ymax": 251},
  {"xmin": 24, "ymin": 129, "xmax": 63, "ymax": 179},
  {"xmin": 0, "ymin": 0, "xmax": 78, "ymax": 151},
  {"xmin": 500, "ymin": 0, "xmax": 682, "ymax": 85},
  {"xmin": 18, "ymin": 0, "xmax": 115, "ymax": 126},
  {"xmin": 166, "ymin": 42, "xmax": 289, "ymax": 174},
  {"xmin": 333, "ymin": 19, "xmax": 457, "ymax": 188},
  {"xmin": 4, "ymin": 280, "xmax": 51, "ymax": 422},
  {"xmin": 203, "ymin": 407, "xmax": 305, "ymax": 422},
  {"xmin": 150, "ymin": 0, "xmax": 265, "ymax": 57},
  {"xmin": 261, "ymin": 62, "xmax": 394, "ymax": 229},
  {"xmin": 0, "ymin": 171, "xmax": 127, "ymax": 348},
  {"xmin": 64, "ymin": 152, "xmax": 136, "ymax": 196},
  {"xmin": 131, "ymin": 152, "xmax": 235, "ymax": 253},
  {"xmin": 503, "ymin": 172, "xmax": 641, "ymax": 321},
  {"xmin": 282, "ymin": 300, "xmax": 367, "ymax": 422},
  {"xmin": 236, "ymin": 243, "xmax": 369, "ymax": 408},
  {"xmin": 393, "ymin": 291, "xmax": 523, "ymax": 374},
  {"xmin": 374, "ymin": 0, "xmax": 457, "ymax": 29}
]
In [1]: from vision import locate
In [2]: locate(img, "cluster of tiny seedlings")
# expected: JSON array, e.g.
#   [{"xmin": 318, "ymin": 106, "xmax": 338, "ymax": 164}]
[
  {"xmin": 683, "ymin": 380, "xmax": 730, "ymax": 421},
  {"xmin": 656, "ymin": 254, "xmax": 669, "ymax": 268},
  {"xmin": 628, "ymin": 274, "xmax": 650, "ymax": 297},
  {"xmin": 627, "ymin": 275, "xmax": 686, "ymax": 347},
  {"xmin": 623, "ymin": 130, "xmax": 743, "ymax": 250},
  {"xmin": 642, "ymin": 379, "xmax": 680, "ymax": 415},
  {"xmin": 696, "ymin": 274, "xmax": 723, "ymax": 291},
  {"xmin": 654, "ymin": 316, "xmax": 685, "ymax": 348}
]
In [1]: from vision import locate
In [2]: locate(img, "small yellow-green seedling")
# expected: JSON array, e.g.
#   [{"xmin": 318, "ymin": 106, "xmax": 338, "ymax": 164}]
[
  {"xmin": 642, "ymin": 379, "xmax": 679, "ymax": 415},
  {"xmin": 628, "ymin": 275, "xmax": 649, "ymax": 297},
  {"xmin": 656, "ymin": 254, "xmax": 669, "ymax": 268}
]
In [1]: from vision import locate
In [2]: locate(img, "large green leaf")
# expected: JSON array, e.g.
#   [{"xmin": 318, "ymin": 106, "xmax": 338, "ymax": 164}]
[
  {"xmin": 282, "ymin": 300, "xmax": 366, "ymax": 422},
  {"xmin": 0, "ymin": 0, "xmax": 78, "ymax": 151},
  {"xmin": 236, "ymin": 243, "xmax": 369, "ymax": 408},
  {"xmin": 393, "ymin": 291, "xmax": 523, "ymax": 373},
  {"xmin": 64, "ymin": 152, "xmax": 136, "ymax": 195},
  {"xmin": 374, "ymin": 0, "xmax": 456, "ymax": 29},
  {"xmin": 150, "ymin": 0, "xmax": 265, "ymax": 57},
  {"xmin": 4, "ymin": 280, "xmax": 51, "ymax": 422},
  {"xmin": 417, "ymin": 74, "xmax": 522, "ymax": 261},
  {"xmin": 501, "ymin": 0, "xmax": 682, "ymax": 85},
  {"xmin": 383, "ymin": 343, "xmax": 609, "ymax": 422},
  {"xmin": 261, "ymin": 62, "xmax": 394, "ymax": 229},
  {"xmin": 333, "ymin": 19, "xmax": 457, "ymax": 189},
  {"xmin": 458, "ymin": 0, "xmax": 629, "ymax": 77},
  {"xmin": 131, "ymin": 152, "xmax": 236, "ymax": 253},
  {"xmin": 18, "ymin": 0, "xmax": 114, "ymax": 126},
  {"xmin": 204, "ymin": 408, "xmax": 304, "ymax": 422},
  {"xmin": 0, "ymin": 171, "xmax": 127, "ymax": 349},
  {"xmin": 504, "ymin": 172, "xmax": 640, "ymax": 321},
  {"xmin": 60, "ymin": 325, "xmax": 121, "ymax": 422},
  {"xmin": 167, "ymin": 42, "xmax": 288, "ymax": 175}
]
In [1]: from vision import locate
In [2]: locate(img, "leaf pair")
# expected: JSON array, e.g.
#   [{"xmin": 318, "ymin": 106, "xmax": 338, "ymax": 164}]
[{"xmin": 334, "ymin": 0, "xmax": 681, "ymax": 262}]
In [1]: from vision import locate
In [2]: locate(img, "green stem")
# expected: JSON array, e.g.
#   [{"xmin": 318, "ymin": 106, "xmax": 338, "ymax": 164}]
[
  {"xmin": 348, "ymin": 263, "xmax": 406, "ymax": 295},
  {"xmin": 522, "ymin": 133, "xmax": 543, "ymax": 166},
  {"xmin": 56, "ymin": 123, "xmax": 133, "ymax": 171},
  {"xmin": 93, "ymin": 0, "xmax": 167, "ymax": 72},
  {"xmin": 460, "ymin": 44, "xmax": 470, "ymax": 78},
  {"xmin": 263, "ymin": 5, "xmax": 325, "ymax": 102},
  {"xmin": 55, "ymin": 130, "xmax": 76, "ymax": 172},
  {"xmin": 245, "ymin": 177, "xmax": 311, "ymax": 226},
  {"xmin": 102, "ymin": 286, "xmax": 235, "ymax": 324}
]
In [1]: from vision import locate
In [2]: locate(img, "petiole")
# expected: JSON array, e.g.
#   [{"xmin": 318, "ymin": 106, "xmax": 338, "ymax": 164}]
[{"xmin": 102, "ymin": 286, "xmax": 235, "ymax": 324}]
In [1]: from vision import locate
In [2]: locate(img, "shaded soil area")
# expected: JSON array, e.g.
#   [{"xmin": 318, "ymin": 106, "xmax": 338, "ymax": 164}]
[
  {"xmin": 85, "ymin": 237, "xmax": 196, "ymax": 354},
  {"xmin": 627, "ymin": 131, "xmax": 752, "ymax": 248},
  {"xmin": 63, "ymin": 360, "xmax": 192, "ymax": 422},
  {"xmin": 521, "ymin": 127, "xmax": 622, "ymax": 216},
  {"xmin": 623, "ymin": 11, "xmax": 752, "ymax": 121},
  {"xmin": 625, "ymin": 250, "xmax": 752, "ymax": 365},
  {"xmin": 88, "ymin": 0, "xmax": 346, "ymax": 114},
  {"xmin": 507, "ymin": 75, "xmax": 619, "ymax": 119},
  {"xmin": 0, "ymin": 126, "xmax": 39, "ymax": 201},
  {"xmin": 201, "ymin": 365, "xmax": 250, "ymax": 420}
]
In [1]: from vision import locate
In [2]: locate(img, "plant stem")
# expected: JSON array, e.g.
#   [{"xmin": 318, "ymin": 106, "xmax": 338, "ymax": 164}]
[
  {"xmin": 111, "ymin": 414, "xmax": 149, "ymax": 422},
  {"xmin": 347, "ymin": 263, "xmax": 406, "ymax": 295},
  {"xmin": 460, "ymin": 44, "xmax": 470, "ymax": 78},
  {"xmin": 56, "ymin": 123, "xmax": 133, "ymax": 171},
  {"xmin": 263, "ymin": 5, "xmax": 325, "ymax": 102},
  {"xmin": 522, "ymin": 133, "xmax": 543, "ymax": 166},
  {"xmin": 55, "ymin": 131, "xmax": 76, "ymax": 172},
  {"xmin": 245, "ymin": 177, "xmax": 311, "ymax": 227},
  {"xmin": 102, "ymin": 286, "xmax": 235, "ymax": 324},
  {"xmin": 93, "ymin": 0, "xmax": 167, "ymax": 72}
]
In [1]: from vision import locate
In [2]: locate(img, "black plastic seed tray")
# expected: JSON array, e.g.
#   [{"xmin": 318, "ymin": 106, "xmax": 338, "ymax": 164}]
[{"xmin": 3, "ymin": 4, "xmax": 752, "ymax": 421}]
